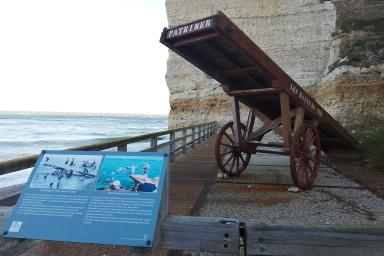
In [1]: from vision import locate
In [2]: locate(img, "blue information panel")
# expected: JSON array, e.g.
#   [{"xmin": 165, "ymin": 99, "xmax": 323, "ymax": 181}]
[{"xmin": 2, "ymin": 150, "xmax": 168, "ymax": 247}]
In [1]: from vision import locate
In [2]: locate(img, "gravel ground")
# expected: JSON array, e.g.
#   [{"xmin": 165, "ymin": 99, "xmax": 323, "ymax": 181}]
[{"xmin": 200, "ymin": 154, "xmax": 384, "ymax": 227}]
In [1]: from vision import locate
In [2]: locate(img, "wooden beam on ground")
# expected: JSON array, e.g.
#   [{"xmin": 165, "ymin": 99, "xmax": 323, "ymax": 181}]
[
  {"xmin": 0, "ymin": 210, "xmax": 240, "ymax": 255},
  {"xmin": 247, "ymin": 223, "xmax": 384, "ymax": 256},
  {"xmin": 160, "ymin": 216, "xmax": 240, "ymax": 254},
  {"xmin": 2, "ymin": 208, "xmax": 384, "ymax": 256}
]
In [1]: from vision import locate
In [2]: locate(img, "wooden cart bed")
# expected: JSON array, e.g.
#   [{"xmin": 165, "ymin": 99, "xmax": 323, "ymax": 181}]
[{"xmin": 160, "ymin": 11, "xmax": 359, "ymax": 189}]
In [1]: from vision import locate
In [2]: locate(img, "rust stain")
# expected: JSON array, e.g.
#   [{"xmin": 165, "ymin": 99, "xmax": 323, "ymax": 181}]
[
  {"xmin": 211, "ymin": 184, "xmax": 296, "ymax": 205},
  {"xmin": 214, "ymin": 183, "xmax": 288, "ymax": 193},
  {"xmin": 211, "ymin": 195, "xmax": 295, "ymax": 206}
]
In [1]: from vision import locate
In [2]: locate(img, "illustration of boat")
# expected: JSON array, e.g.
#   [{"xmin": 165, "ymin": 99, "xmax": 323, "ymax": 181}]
[
  {"xmin": 129, "ymin": 174, "xmax": 159, "ymax": 192},
  {"xmin": 97, "ymin": 180, "xmax": 125, "ymax": 191}
]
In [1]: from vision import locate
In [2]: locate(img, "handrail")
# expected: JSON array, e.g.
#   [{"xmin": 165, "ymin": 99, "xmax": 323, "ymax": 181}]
[{"xmin": 0, "ymin": 121, "xmax": 218, "ymax": 176}]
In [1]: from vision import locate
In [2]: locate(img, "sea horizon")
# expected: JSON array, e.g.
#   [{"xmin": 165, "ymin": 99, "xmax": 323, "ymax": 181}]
[
  {"xmin": 0, "ymin": 110, "xmax": 168, "ymax": 117},
  {"xmin": 0, "ymin": 112, "xmax": 169, "ymax": 188}
]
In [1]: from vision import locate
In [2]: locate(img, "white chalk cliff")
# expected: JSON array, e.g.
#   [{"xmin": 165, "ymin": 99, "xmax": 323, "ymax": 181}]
[{"xmin": 165, "ymin": 0, "xmax": 384, "ymax": 129}]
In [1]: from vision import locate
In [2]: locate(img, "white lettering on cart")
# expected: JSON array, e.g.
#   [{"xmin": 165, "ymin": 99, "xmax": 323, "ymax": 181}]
[
  {"xmin": 166, "ymin": 19, "xmax": 213, "ymax": 39},
  {"xmin": 289, "ymin": 84, "xmax": 323, "ymax": 117}
]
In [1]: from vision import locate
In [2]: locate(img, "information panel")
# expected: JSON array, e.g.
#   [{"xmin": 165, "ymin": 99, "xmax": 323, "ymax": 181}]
[{"xmin": 2, "ymin": 150, "xmax": 168, "ymax": 247}]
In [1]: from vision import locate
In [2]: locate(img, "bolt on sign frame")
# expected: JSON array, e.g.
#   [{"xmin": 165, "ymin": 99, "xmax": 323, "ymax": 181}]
[{"xmin": 160, "ymin": 11, "xmax": 359, "ymax": 190}]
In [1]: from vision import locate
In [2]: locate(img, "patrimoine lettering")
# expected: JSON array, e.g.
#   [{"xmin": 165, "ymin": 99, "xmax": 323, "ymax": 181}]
[{"xmin": 166, "ymin": 19, "xmax": 212, "ymax": 39}]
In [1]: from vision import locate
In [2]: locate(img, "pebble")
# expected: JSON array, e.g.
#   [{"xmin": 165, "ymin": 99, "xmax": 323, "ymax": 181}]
[
  {"xmin": 217, "ymin": 172, "xmax": 225, "ymax": 179},
  {"xmin": 288, "ymin": 186, "xmax": 301, "ymax": 193}
]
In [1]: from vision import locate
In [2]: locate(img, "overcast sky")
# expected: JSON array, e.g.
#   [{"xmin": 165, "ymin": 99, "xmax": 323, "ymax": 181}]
[{"xmin": 0, "ymin": 0, "xmax": 169, "ymax": 115}]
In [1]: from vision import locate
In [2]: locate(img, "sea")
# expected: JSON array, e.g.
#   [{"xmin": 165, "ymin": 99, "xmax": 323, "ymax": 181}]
[{"xmin": 0, "ymin": 112, "xmax": 168, "ymax": 189}]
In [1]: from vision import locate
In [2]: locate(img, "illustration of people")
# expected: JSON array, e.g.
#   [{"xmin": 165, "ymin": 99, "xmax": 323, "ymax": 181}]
[
  {"xmin": 80, "ymin": 168, "xmax": 88, "ymax": 176},
  {"xmin": 69, "ymin": 158, "xmax": 75, "ymax": 167},
  {"xmin": 128, "ymin": 165, "xmax": 137, "ymax": 175},
  {"xmin": 49, "ymin": 182, "xmax": 54, "ymax": 189},
  {"xmin": 142, "ymin": 163, "xmax": 150, "ymax": 176},
  {"xmin": 65, "ymin": 158, "xmax": 69, "ymax": 165},
  {"xmin": 110, "ymin": 180, "xmax": 124, "ymax": 191},
  {"xmin": 56, "ymin": 179, "xmax": 62, "ymax": 189}
]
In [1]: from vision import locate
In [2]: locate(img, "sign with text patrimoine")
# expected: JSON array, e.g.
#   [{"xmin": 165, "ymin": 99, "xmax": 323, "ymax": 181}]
[
  {"xmin": 166, "ymin": 18, "xmax": 213, "ymax": 39},
  {"xmin": 2, "ymin": 150, "xmax": 168, "ymax": 248}
]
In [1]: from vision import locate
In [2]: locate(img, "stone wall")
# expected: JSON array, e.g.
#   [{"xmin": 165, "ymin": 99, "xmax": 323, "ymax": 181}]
[{"xmin": 165, "ymin": 0, "xmax": 384, "ymax": 129}]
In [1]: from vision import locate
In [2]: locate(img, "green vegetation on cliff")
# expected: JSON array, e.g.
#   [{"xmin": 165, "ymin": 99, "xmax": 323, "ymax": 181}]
[
  {"xmin": 328, "ymin": 18, "xmax": 384, "ymax": 72},
  {"xmin": 360, "ymin": 125, "xmax": 384, "ymax": 169},
  {"xmin": 340, "ymin": 18, "xmax": 384, "ymax": 33}
]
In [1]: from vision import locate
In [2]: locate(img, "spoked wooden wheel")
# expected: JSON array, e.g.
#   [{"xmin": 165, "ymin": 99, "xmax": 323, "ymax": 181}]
[
  {"xmin": 290, "ymin": 122, "xmax": 321, "ymax": 190},
  {"xmin": 215, "ymin": 122, "xmax": 251, "ymax": 177}
]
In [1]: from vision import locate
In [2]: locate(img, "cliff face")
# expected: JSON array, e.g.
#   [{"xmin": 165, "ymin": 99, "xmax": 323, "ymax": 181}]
[{"xmin": 165, "ymin": 0, "xmax": 384, "ymax": 129}]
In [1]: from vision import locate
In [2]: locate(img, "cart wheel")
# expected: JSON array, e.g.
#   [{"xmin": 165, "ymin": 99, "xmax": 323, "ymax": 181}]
[
  {"xmin": 290, "ymin": 122, "xmax": 321, "ymax": 190},
  {"xmin": 215, "ymin": 121, "xmax": 251, "ymax": 177}
]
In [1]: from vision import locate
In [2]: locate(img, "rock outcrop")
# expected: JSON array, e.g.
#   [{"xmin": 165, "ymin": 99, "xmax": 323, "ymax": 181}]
[{"xmin": 165, "ymin": 0, "xmax": 384, "ymax": 129}]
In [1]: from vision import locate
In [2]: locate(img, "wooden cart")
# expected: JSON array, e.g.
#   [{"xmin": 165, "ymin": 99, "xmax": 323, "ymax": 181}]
[{"xmin": 160, "ymin": 12, "xmax": 359, "ymax": 189}]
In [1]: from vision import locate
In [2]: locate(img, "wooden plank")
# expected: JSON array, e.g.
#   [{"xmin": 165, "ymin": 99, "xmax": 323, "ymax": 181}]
[
  {"xmin": 221, "ymin": 66, "xmax": 262, "ymax": 77},
  {"xmin": 0, "ymin": 185, "xmax": 23, "ymax": 205},
  {"xmin": 160, "ymin": 216, "xmax": 240, "ymax": 254},
  {"xmin": 247, "ymin": 223, "xmax": 384, "ymax": 256},
  {"xmin": 252, "ymin": 108, "xmax": 298, "ymax": 138},
  {"xmin": 231, "ymin": 97, "xmax": 242, "ymax": 145},
  {"xmin": 245, "ymin": 109, "xmax": 255, "ymax": 141},
  {"xmin": 251, "ymin": 125, "xmax": 272, "ymax": 141},
  {"xmin": 0, "ymin": 239, "xmax": 40, "ymax": 256},
  {"xmin": 253, "ymin": 109, "xmax": 283, "ymax": 136},
  {"xmin": 279, "ymin": 93, "xmax": 292, "ymax": 150},
  {"xmin": 0, "ymin": 214, "xmax": 239, "ymax": 255},
  {"xmin": 0, "ymin": 207, "xmax": 40, "ymax": 256},
  {"xmin": 293, "ymin": 106, "xmax": 305, "ymax": 134},
  {"xmin": 227, "ymin": 88, "xmax": 281, "ymax": 96},
  {"xmin": 172, "ymin": 32, "xmax": 219, "ymax": 48},
  {"xmin": 247, "ymin": 142, "xmax": 284, "ymax": 148},
  {"xmin": 254, "ymin": 149, "xmax": 287, "ymax": 155},
  {"xmin": 3, "ymin": 207, "xmax": 384, "ymax": 256}
]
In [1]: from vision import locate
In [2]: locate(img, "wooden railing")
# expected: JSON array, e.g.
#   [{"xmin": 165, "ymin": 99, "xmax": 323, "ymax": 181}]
[{"xmin": 0, "ymin": 121, "xmax": 218, "ymax": 176}]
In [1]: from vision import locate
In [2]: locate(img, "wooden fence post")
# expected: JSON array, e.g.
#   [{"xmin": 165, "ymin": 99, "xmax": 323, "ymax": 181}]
[
  {"xmin": 150, "ymin": 136, "xmax": 158, "ymax": 152},
  {"xmin": 117, "ymin": 144, "xmax": 127, "ymax": 152},
  {"xmin": 182, "ymin": 130, "xmax": 187, "ymax": 154},
  {"xmin": 169, "ymin": 132, "xmax": 175, "ymax": 161},
  {"xmin": 203, "ymin": 125, "xmax": 206, "ymax": 140},
  {"xmin": 198, "ymin": 126, "xmax": 202, "ymax": 144},
  {"xmin": 191, "ymin": 127, "xmax": 196, "ymax": 148}
]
